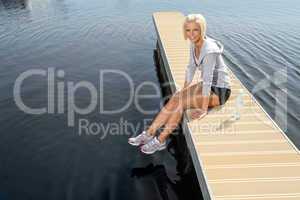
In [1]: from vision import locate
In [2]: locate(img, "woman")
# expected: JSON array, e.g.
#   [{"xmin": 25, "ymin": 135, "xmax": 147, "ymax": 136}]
[{"xmin": 129, "ymin": 14, "xmax": 231, "ymax": 154}]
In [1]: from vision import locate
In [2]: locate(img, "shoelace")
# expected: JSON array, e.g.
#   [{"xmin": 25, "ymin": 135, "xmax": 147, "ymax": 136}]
[
  {"xmin": 144, "ymin": 138, "xmax": 160, "ymax": 149},
  {"xmin": 140, "ymin": 132, "xmax": 150, "ymax": 139},
  {"xmin": 135, "ymin": 132, "xmax": 146, "ymax": 139}
]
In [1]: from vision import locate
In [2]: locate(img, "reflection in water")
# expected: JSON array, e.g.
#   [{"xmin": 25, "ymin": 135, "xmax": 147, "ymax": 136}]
[
  {"xmin": 0, "ymin": 0, "xmax": 29, "ymax": 10},
  {"xmin": 131, "ymin": 133, "xmax": 203, "ymax": 200},
  {"xmin": 146, "ymin": 49, "xmax": 204, "ymax": 200},
  {"xmin": 131, "ymin": 164, "xmax": 176, "ymax": 200}
]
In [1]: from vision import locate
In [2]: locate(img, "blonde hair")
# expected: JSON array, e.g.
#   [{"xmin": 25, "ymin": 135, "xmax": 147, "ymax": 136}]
[{"xmin": 183, "ymin": 14, "xmax": 207, "ymax": 40}]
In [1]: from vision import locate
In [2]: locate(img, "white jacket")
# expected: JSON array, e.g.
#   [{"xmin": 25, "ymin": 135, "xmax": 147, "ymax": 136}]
[{"xmin": 185, "ymin": 36, "xmax": 231, "ymax": 96}]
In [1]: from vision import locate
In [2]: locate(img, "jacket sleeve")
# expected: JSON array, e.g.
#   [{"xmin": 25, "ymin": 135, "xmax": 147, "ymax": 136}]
[
  {"xmin": 201, "ymin": 53, "xmax": 217, "ymax": 96},
  {"xmin": 185, "ymin": 48, "xmax": 196, "ymax": 84}
]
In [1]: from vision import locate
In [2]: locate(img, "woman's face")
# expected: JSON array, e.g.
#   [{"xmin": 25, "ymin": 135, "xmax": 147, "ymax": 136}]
[{"xmin": 185, "ymin": 21, "xmax": 202, "ymax": 43}]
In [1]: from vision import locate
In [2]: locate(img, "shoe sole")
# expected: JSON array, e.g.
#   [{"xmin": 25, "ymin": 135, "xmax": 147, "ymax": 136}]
[
  {"xmin": 140, "ymin": 145, "xmax": 167, "ymax": 155},
  {"xmin": 128, "ymin": 140, "xmax": 140, "ymax": 146},
  {"xmin": 128, "ymin": 138, "xmax": 154, "ymax": 146}
]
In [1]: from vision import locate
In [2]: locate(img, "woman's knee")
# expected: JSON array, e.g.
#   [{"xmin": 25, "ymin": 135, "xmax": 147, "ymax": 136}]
[
  {"xmin": 167, "ymin": 94, "xmax": 183, "ymax": 110},
  {"xmin": 165, "ymin": 95, "xmax": 179, "ymax": 110},
  {"xmin": 168, "ymin": 95, "xmax": 179, "ymax": 106}
]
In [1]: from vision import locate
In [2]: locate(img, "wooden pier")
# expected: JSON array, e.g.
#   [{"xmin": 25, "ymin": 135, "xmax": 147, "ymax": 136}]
[{"xmin": 153, "ymin": 11, "xmax": 300, "ymax": 200}]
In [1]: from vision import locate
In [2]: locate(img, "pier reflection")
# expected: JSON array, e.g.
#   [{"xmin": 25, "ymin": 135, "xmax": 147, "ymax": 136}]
[{"xmin": 131, "ymin": 134, "xmax": 204, "ymax": 200}]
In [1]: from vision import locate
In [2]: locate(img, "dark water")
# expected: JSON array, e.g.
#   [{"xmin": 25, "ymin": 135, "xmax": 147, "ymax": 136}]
[
  {"xmin": 0, "ymin": 0, "xmax": 202, "ymax": 199},
  {"xmin": 0, "ymin": 0, "xmax": 300, "ymax": 199}
]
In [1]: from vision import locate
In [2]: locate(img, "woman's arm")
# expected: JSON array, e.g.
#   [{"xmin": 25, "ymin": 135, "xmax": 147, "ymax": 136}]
[
  {"xmin": 183, "ymin": 48, "xmax": 196, "ymax": 89},
  {"xmin": 183, "ymin": 80, "xmax": 190, "ymax": 89},
  {"xmin": 200, "ymin": 53, "xmax": 217, "ymax": 111}
]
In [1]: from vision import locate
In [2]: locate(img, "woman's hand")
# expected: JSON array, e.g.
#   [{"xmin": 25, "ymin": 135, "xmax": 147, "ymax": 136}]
[{"xmin": 190, "ymin": 109, "xmax": 207, "ymax": 120}]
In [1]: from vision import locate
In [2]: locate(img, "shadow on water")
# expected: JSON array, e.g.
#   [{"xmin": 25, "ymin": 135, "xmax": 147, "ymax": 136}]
[{"xmin": 131, "ymin": 132, "xmax": 203, "ymax": 200}]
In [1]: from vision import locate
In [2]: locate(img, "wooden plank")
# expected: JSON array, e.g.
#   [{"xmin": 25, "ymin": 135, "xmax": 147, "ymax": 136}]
[{"xmin": 212, "ymin": 180, "xmax": 300, "ymax": 199}]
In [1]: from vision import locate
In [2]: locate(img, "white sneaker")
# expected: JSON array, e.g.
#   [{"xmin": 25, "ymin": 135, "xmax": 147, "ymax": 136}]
[
  {"xmin": 128, "ymin": 130, "xmax": 154, "ymax": 146},
  {"xmin": 141, "ymin": 137, "xmax": 167, "ymax": 154}
]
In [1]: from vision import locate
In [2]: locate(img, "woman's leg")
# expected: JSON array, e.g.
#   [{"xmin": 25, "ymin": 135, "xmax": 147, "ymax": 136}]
[
  {"xmin": 158, "ymin": 84, "xmax": 219, "ymax": 143},
  {"xmin": 146, "ymin": 84, "xmax": 201, "ymax": 136},
  {"xmin": 157, "ymin": 106, "xmax": 184, "ymax": 143},
  {"xmin": 145, "ymin": 94, "xmax": 180, "ymax": 135}
]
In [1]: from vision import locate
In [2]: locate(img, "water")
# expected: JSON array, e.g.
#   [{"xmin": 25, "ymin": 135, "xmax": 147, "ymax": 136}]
[
  {"xmin": 0, "ymin": 0, "xmax": 202, "ymax": 199},
  {"xmin": 0, "ymin": 0, "xmax": 300, "ymax": 199},
  {"xmin": 202, "ymin": 0, "xmax": 300, "ymax": 146}
]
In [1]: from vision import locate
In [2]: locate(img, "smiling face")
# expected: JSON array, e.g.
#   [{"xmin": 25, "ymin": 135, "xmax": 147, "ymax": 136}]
[{"xmin": 184, "ymin": 21, "xmax": 202, "ymax": 43}]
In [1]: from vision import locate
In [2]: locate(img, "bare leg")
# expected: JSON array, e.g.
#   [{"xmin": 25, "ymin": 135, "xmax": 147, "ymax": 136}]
[
  {"xmin": 158, "ymin": 104, "xmax": 184, "ymax": 142},
  {"xmin": 146, "ymin": 94, "xmax": 179, "ymax": 135},
  {"xmin": 146, "ymin": 84, "xmax": 200, "ymax": 136},
  {"xmin": 158, "ymin": 84, "xmax": 220, "ymax": 143}
]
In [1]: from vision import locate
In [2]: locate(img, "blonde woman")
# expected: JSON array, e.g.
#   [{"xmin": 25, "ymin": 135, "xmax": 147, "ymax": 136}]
[{"xmin": 129, "ymin": 14, "xmax": 231, "ymax": 154}]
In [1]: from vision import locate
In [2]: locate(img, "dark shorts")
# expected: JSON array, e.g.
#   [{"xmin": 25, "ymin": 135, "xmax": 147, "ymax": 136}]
[{"xmin": 211, "ymin": 86, "xmax": 231, "ymax": 105}]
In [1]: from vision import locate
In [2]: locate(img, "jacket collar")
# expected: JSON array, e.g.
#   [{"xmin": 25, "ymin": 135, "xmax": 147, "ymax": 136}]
[{"xmin": 191, "ymin": 36, "xmax": 224, "ymax": 65}]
